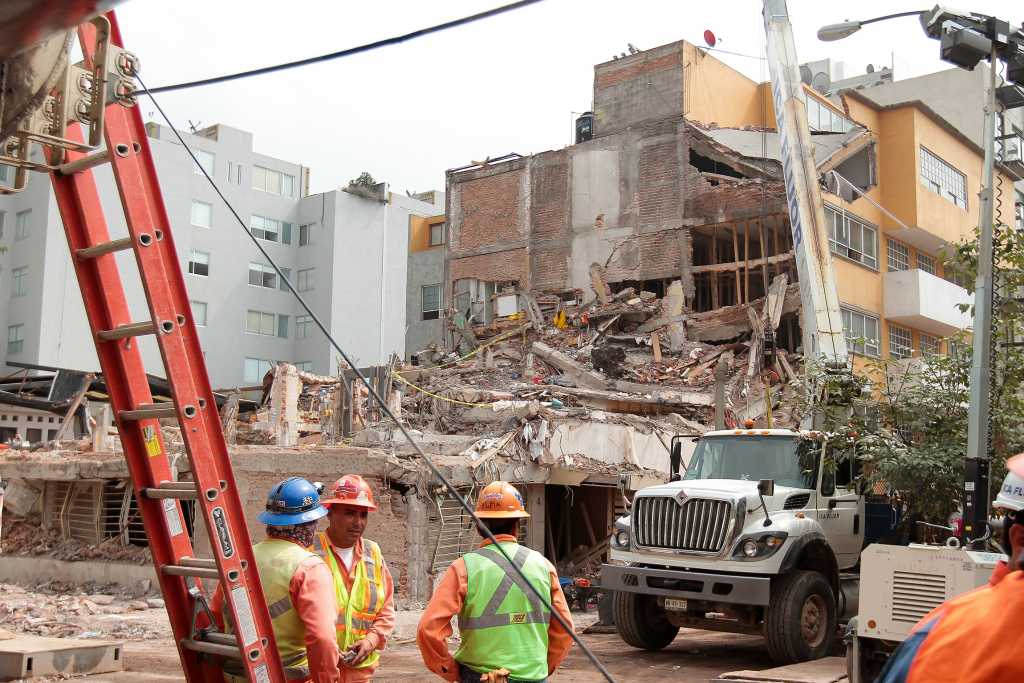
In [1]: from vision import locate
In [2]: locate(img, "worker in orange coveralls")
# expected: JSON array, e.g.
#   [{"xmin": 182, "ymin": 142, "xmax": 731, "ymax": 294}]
[
  {"xmin": 876, "ymin": 456, "xmax": 1024, "ymax": 683},
  {"xmin": 213, "ymin": 477, "xmax": 341, "ymax": 683},
  {"xmin": 312, "ymin": 475, "xmax": 395, "ymax": 681},
  {"xmin": 417, "ymin": 481, "xmax": 573, "ymax": 682}
]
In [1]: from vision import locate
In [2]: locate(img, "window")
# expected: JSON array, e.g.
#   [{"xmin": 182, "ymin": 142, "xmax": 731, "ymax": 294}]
[
  {"xmin": 920, "ymin": 333, "xmax": 940, "ymax": 356},
  {"xmin": 295, "ymin": 361, "xmax": 313, "ymax": 372},
  {"xmin": 296, "ymin": 315, "xmax": 313, "ymax": 339},
  {"xmin": 279, "ymin": 268, "xmax": 291, "ymax": 291},
  {"xmin": 193, "ymin": 150, "xmax": 215, "ymax": 176},
  {"xmin": 0, "ymin": 211, "xmax": 5, "ymax": 238},
  {"xmin": 297, "ymin": 268, "xmax": 314, "ymax": 292},
  {"xmin": 191, "ymin": 200, "xmax": 212, "ymax": 228},
  {"xmin": 15, "ymin": 210, "xmax": 30, "ymax": 241},
  {"xmin": 887, "ymin": 239, "xmax": 909, "ymax": 272},
  {"xmin": 299, "ymin": 223, "xmax": 314, "ymax": 246},
  {"xmin": 7, "ymin": 324, "xmax": 23, "ymax": 354},
  {"xmin": 889, "ymin": 324, "xmax": 912, "ymax": 359},
  {"xmin": 841, "ymin": 307, "xmax": 880, "ymax": 357},
  {"xmin": 11, "ymin": 266, "xmax": 27, "ymax": 297},
  {"xmin": 244, "ymin": 358, "xmax": 274, "ymax": 384},
  {"xmin": 807, "ymin": 98, "xmax": 855, "ymax": 133},
  {"xmin": 249, "ymin": 215, "xmax": 292, "ymax": 244},
  {"xmin": 0, "ymin": 165, "xmax": 12, "ymax": 185},
  {"xmin": 228, "ymin": 162, "xmax": 243, "ymax": 185},
  {"xmin": 252, "ymin": 166, "xmax": 296, "ymax": 197},
  {"xmin": 188, "ymin": 250, "xmax": 209, "ymax": 276},
  {"xmin": 246, "ymin": 310, "xmax": 288, "ymax": 338},
  {"xmin": 917, "ymin": 252, "xmax": 936, "ymax": 276},
  {"xmin": 825, "ymin": 206, "xmax": 877, "ymax": 269},
  {"xmin": 190, "ymin": 300, "xmax": 207, "ymax": 326},
  {"xmin": 949, "ymin": 340, "xmax": 967, "ymax": 361},
  {"xmin": 429, "ymin": 222, "xmax": 445, "ymax": 247},
  {"xmin": 920, "ymin": 147, "xmax": 967, "ymax": 209},
  {"xmin": 1015, "ymin": 191, "xmax": 1023, "ymax": 231},
  {"xmin": 422, "ymin": 284, "xmax": 442, "ymax": 321},
  {"xmin": 248, "ymin": 262, "xmax": 278, "ymax": 289}
]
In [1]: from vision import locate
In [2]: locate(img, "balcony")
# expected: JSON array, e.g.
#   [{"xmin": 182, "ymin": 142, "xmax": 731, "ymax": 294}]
[
  {"xmin": 884, "ymin": 268, "xmax": 971, "ymax": 337},
  {"xmin": 997, "ymin": 131, "xmax": 1024, "ymax": 181}
]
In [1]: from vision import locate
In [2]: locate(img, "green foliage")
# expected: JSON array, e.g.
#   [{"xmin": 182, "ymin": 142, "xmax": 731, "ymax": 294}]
[
  {"xmin": 796, "ymin": 223, "xmax": 1024, "ymax": 529},
  {"xmin": 348, "ymin": 172, "xmax": 377, "ymax": 189}
]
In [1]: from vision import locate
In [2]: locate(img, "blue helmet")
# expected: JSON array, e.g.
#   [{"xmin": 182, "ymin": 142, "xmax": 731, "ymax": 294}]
[{"xmin": 258, "ymin": 477, "xmax": 328, "ymax": 526}]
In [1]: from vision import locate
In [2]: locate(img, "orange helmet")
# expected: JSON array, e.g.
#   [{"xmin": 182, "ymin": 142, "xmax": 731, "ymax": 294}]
[
  {"xmin": 320, "ymin": 474, "xmax": 377, "ymax": 511},
  {"xmin": 475, "ymin": 481, "xmax": 530, "ymax": 519}
]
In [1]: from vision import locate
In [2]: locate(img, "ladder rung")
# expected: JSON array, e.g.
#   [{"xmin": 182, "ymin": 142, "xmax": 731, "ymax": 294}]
[
  {"xmin": 180, "ymin": 639, "xmax": 242, "ymax": 659},
  {"xmin": 143, "ymin": 484, "xmax": 197, "ymax": 500},
  {"xmin": 179, "ymin": 557, "xmax": 216, "ymax": 569},
  {"xmin": 59, "ymin": 148, "xmax": 112, "ymax": 175},
  {"xmin": 98, "ymin": 320, "xmax": 156, "ymax": 341},
  {"xmin": 120, "ymin": 402, "xmax": 177, "ymax": 421},
  {"xmin": 202, "ymin": 632, "xmax": 238, "ymax": 646},
  {"xmin": 163, "ymin": 564, "xmax": 220, "ymax": 580},
  {"xmin": 76, "ymin": 237, "xmax": 133, "ymax": 260}
]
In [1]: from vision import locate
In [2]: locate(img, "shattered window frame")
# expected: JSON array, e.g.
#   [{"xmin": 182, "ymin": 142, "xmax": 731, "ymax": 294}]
[
  {"xmin": 889, "ymin": 324, "xmax": 913, "ymax": 359},
  {"xmin": 887, "ymin": 239, "xmax": 909, "ymax": 272},
  {"xmin": 825, "ymin": 205, "xmax": 877, "ymax": 269},
  {"xmin": 841, "ymin": 306, "xmax": 880, "ymax": 357}
]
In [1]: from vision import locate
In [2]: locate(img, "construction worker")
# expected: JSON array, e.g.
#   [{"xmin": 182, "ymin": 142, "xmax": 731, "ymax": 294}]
[
  {"xmin": 212, "ymin": 477, "xmax": 341, "ymax": 683},
  {"xmin": 875, "ymin": 466, "xmax": 1024, "ymax": 682},
  {"xmin": 313, "ymin": 475, "xmax": 395, "ymax": 681},
  {"xmin": 417, "ymin": 481, "xmax": 573, "ymax": 683}
]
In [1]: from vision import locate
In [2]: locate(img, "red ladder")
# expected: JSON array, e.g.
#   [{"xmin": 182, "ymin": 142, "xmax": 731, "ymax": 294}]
[{"xmin": 47, "ymin": 13, "xmax": 285, "ymax": 683}]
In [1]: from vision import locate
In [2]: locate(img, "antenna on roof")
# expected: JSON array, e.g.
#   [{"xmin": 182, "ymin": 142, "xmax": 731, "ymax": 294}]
[{"xmin": 187, "ymin": 120, "xmax": 202, "ymax": 133}]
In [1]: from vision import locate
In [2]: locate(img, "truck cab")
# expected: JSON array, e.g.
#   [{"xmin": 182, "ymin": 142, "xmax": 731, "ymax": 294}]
[{"xmin": 602, "ymin": 428, "xmax": 864, "ymax": 663}]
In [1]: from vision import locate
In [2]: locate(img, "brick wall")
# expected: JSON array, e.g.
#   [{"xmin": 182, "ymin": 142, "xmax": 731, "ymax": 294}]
[
  {"xmin": 530, "ymin": 244, "xmax": 571, "ymax": 291},
  {"xmin": 638, "ymin": 138, "xmax": 682, "ymax": 230},
  {"xmin": 450, "ymin": 248, "xmax": 529, "ymax": 286},
  {"xmin": 455, "ymin": 171, "xmax": 524, "ymax": 251},
  {"xmin": 530, "ymin": 153, "xmax": 569, "ymax": 240},
  {"xmin": 687, "ymin": 178, "xmax": 788, "ymax": 223},
  {"xmin": 595, "ymin": 51, "xmax": 682, "ymax": 90}
]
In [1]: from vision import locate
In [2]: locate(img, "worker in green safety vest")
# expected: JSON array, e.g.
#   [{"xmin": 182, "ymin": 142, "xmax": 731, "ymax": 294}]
[{"xmin": 416, "ymin": 481, "xmax": 574, "ymax": 682}]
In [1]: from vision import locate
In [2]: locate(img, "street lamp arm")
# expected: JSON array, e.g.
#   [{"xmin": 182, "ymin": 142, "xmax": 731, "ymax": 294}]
[{"xmin": 817, "ymin": 9, "xmax": 928, "ymax": 42}]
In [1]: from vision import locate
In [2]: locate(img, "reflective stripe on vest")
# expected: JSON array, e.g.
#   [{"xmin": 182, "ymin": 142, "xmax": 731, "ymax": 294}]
[
  {"xmin": 314, "ymin": 533, "xmax": 387, "ymax": 669},
  {"xmin": 455, "ymin": 542, "xmax": 551, "ymax": 681},
  {"xmin": 228, "ymin": 539, "xmax": 316, "ymax": 681}
]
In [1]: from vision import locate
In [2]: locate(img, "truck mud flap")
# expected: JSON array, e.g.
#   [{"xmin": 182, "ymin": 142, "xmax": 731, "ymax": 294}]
[{"xmin": 601, "ymin": 564, "xmax": 770, "ymax": 606}]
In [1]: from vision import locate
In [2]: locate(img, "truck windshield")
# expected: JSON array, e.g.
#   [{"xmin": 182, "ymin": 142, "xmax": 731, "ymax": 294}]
[{"xmin": 683, "ymin": 436, "xmax": 817, "ymax": 489}]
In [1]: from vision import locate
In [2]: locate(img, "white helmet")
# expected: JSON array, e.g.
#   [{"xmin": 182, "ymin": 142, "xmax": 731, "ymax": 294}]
[{"xmin": 994, "ymin": 471, "xmax": 1024, "ymax": 512}]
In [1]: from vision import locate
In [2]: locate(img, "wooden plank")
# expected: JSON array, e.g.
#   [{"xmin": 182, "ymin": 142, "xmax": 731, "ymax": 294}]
[
  {"xmin": 589, "ymin": 263, "xmax": 612, "ymax": 304},
  {"xmin": 777, "ymin": 350, "xmax": 798, "ymax": 384},
  {"xmin": 764, "ymin": 274, "xmax": 790, "ymax": 332},
  {"xmin": 744, "ymin": 221, "xmax": 750, "ymax": 305},
  {"xmin": 652, "ymin": 331, "xmax": 663, "ymax": 363},
  {"xmin": 689, "ymin": 251, "xmax": 794, "ymax": 274},
  {"xmin": 759, "ymin": 220, "xmax": 768, "ymax": 296},
  {"xmin": 52, "ymin": 373, "xmax": 95, "ymax": 441},
  {"xmin": 711, "ymin": 226, "xmax": 720, "ymax": 309},
  {"xmin": 687, "ymin": 283, "xmax": 801, "ymax": 342},
  {"xmin": 731, "ymin": 224, "xmax": 741, "ymax": 305}
]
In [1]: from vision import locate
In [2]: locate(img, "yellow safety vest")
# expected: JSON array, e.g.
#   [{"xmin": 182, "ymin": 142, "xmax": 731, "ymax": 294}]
[
  {"xmin": 313, "ymin": 532, "xmax": 387, "ymax": 669},
  {"xmin": 227, "ymin": 539, "xmax": 318, "ymax": 681}
]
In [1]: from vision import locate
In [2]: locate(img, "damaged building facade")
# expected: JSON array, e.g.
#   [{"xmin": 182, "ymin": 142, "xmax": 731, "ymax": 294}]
[{"xmin": 444, "ymin": 40, "xmax": 1021, "ymax": 366}]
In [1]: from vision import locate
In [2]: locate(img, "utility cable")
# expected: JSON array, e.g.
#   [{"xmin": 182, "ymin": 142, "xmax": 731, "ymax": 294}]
[
  {"xmin": 137, "ymin": 75, "xmax": 617, "ymax": 683},
  {"xmin": 142, "ymin": 0, "xmax": 546, "ymax": 94}
]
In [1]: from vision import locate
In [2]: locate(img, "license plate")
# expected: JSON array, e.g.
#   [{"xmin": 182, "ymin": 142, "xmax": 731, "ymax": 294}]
[{"xmin": 664, "ymin": 598, "xmax": 688, "ymax": 612}]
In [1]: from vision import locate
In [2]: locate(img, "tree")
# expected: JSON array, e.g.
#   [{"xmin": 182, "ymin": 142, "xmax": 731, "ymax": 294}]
[
  {"xmin": 348, "ymin": 172, "xmax": 377, "ymax": 189},
  {"xmin": 794, "ymin": 222, "xmax": 1024, "ymax": 535}
]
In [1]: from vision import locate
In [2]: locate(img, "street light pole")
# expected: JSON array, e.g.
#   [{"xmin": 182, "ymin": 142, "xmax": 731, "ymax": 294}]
[{"xmin": 963, "ymin": 45, "xmax": 1000, "ymax": 545}]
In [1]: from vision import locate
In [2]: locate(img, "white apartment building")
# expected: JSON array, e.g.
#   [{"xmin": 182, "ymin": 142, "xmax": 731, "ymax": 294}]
[{"xmin": 0, "ymin": 122, "xmax": 441, "ymax": 388}]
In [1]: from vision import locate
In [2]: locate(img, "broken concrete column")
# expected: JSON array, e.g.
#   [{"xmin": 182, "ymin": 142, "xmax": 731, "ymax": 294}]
[
  {"xmin": 662, "ymin": 280, "xmax": 687, "ymax": 352},
  {"xmin": 405, "ymin": 490, "xmax": 431, "ymax": 604},
  {"xmin": 269, "ymin": 363, "xmax": 300, "ymax": 447},
  {"xmin": 530, "ymin": 342, "xmax": 610, "ymax": 390},
  {"xmin": 589, "ymin": 263, "xmax": 612, "ymax": 304}
]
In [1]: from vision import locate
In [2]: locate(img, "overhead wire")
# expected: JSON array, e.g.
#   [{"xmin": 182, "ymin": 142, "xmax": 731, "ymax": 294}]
[
  {"xmin": 136, "ymin": 74, "xmax": 617, "ymax": 683},
  {"xmin": 141, "ymin": 0, "xmax": 546, "ymax": 94}
]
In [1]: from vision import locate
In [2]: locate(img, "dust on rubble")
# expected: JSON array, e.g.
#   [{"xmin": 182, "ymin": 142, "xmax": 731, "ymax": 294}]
[{"xmin": 1, "ymin": 518, "xmax": 152, "ymax": 564}]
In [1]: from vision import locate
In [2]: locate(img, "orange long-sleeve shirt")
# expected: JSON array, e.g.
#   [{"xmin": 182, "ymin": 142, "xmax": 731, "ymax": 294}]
[
  {"xmin": 416, "ymin": 535, "xmax": 573, "ymax": 682},
  {"xmin": 212, "ymin": 542, "xmax": 341, "ymax": 683},
  {"xmin": 328, "ymin": 536, "xmax": 396, "ymax": 682}
]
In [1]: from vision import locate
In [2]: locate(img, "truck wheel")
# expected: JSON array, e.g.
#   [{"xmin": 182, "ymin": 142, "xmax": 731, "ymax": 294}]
[
  {"xmin": 766, "ymin": 570, "xmax": 837, "ymax": 664},
  {"xmin": 613, "ymin": 591, "xmax": 679, "ymax": 651}
]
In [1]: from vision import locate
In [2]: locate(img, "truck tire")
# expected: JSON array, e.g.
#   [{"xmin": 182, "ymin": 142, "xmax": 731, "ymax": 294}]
[
  {"xmin": 766, "ymin": 570, "xmax": 837, "ymax": 664},
  {"xmin": 613, "ymin": 590, "xmax": 679, "ymax": 651}
]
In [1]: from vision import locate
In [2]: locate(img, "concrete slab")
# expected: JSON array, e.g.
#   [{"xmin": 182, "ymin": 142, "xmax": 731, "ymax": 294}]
[
  {"xmin": 0, "ymin": 556, "xmax": 157, "ymax": 594},
  {"xmin": 718, "ymin": 656, "xmax": 847, "ymax": 683},
  {"xmin": 0, "ymin": 634, "xmax": 124, "ymax": 680}
]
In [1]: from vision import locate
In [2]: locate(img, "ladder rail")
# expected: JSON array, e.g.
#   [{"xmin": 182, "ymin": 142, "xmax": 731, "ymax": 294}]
[{"xmin": 42, "ymin": 13, "xmax": 286, "ymax": 683}]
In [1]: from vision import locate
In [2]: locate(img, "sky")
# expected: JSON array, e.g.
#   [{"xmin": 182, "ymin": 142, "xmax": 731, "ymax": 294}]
[{"xmin": 117, "ymin": 0, "xmax": 1021, "ymax": 196}]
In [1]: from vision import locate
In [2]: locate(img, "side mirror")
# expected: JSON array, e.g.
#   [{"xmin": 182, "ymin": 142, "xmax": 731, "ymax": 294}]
[
  {"xmin": 757, "ymin": 479, "xmax": 775, "ymax": 497},
  {"xmin": 669, "ymin": 439, "xmax": 683, "ymax": 479}
]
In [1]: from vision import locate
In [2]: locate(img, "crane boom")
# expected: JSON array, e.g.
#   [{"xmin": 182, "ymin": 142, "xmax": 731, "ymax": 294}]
[{"xmin": 762, "ymin": 0, "xmax": 849, "ymax": 370}]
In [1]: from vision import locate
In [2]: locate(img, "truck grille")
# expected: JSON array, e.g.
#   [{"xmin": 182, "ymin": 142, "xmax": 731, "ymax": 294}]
[
  {"xmin": 633, "ymin": 496, "xmax": 732, "ymax": 552},
  {"xmin": 891, "ymin": 571, "xmax": 947, "ymax": 623}
]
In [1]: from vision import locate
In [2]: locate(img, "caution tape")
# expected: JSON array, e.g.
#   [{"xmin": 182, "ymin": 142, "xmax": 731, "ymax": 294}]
[{"xmin": 391, "ymin": 371, "xmax": 497, "ymax": 407}]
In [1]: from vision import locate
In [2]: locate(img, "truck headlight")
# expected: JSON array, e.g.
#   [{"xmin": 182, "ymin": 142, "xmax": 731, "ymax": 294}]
[
  {"xmin": 731, "ymin": 532, "xmax": 788, "ymax": 560},
  {"xmin": 614, "ymin": 529, "xmax": 630, "ymax": 547}
]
